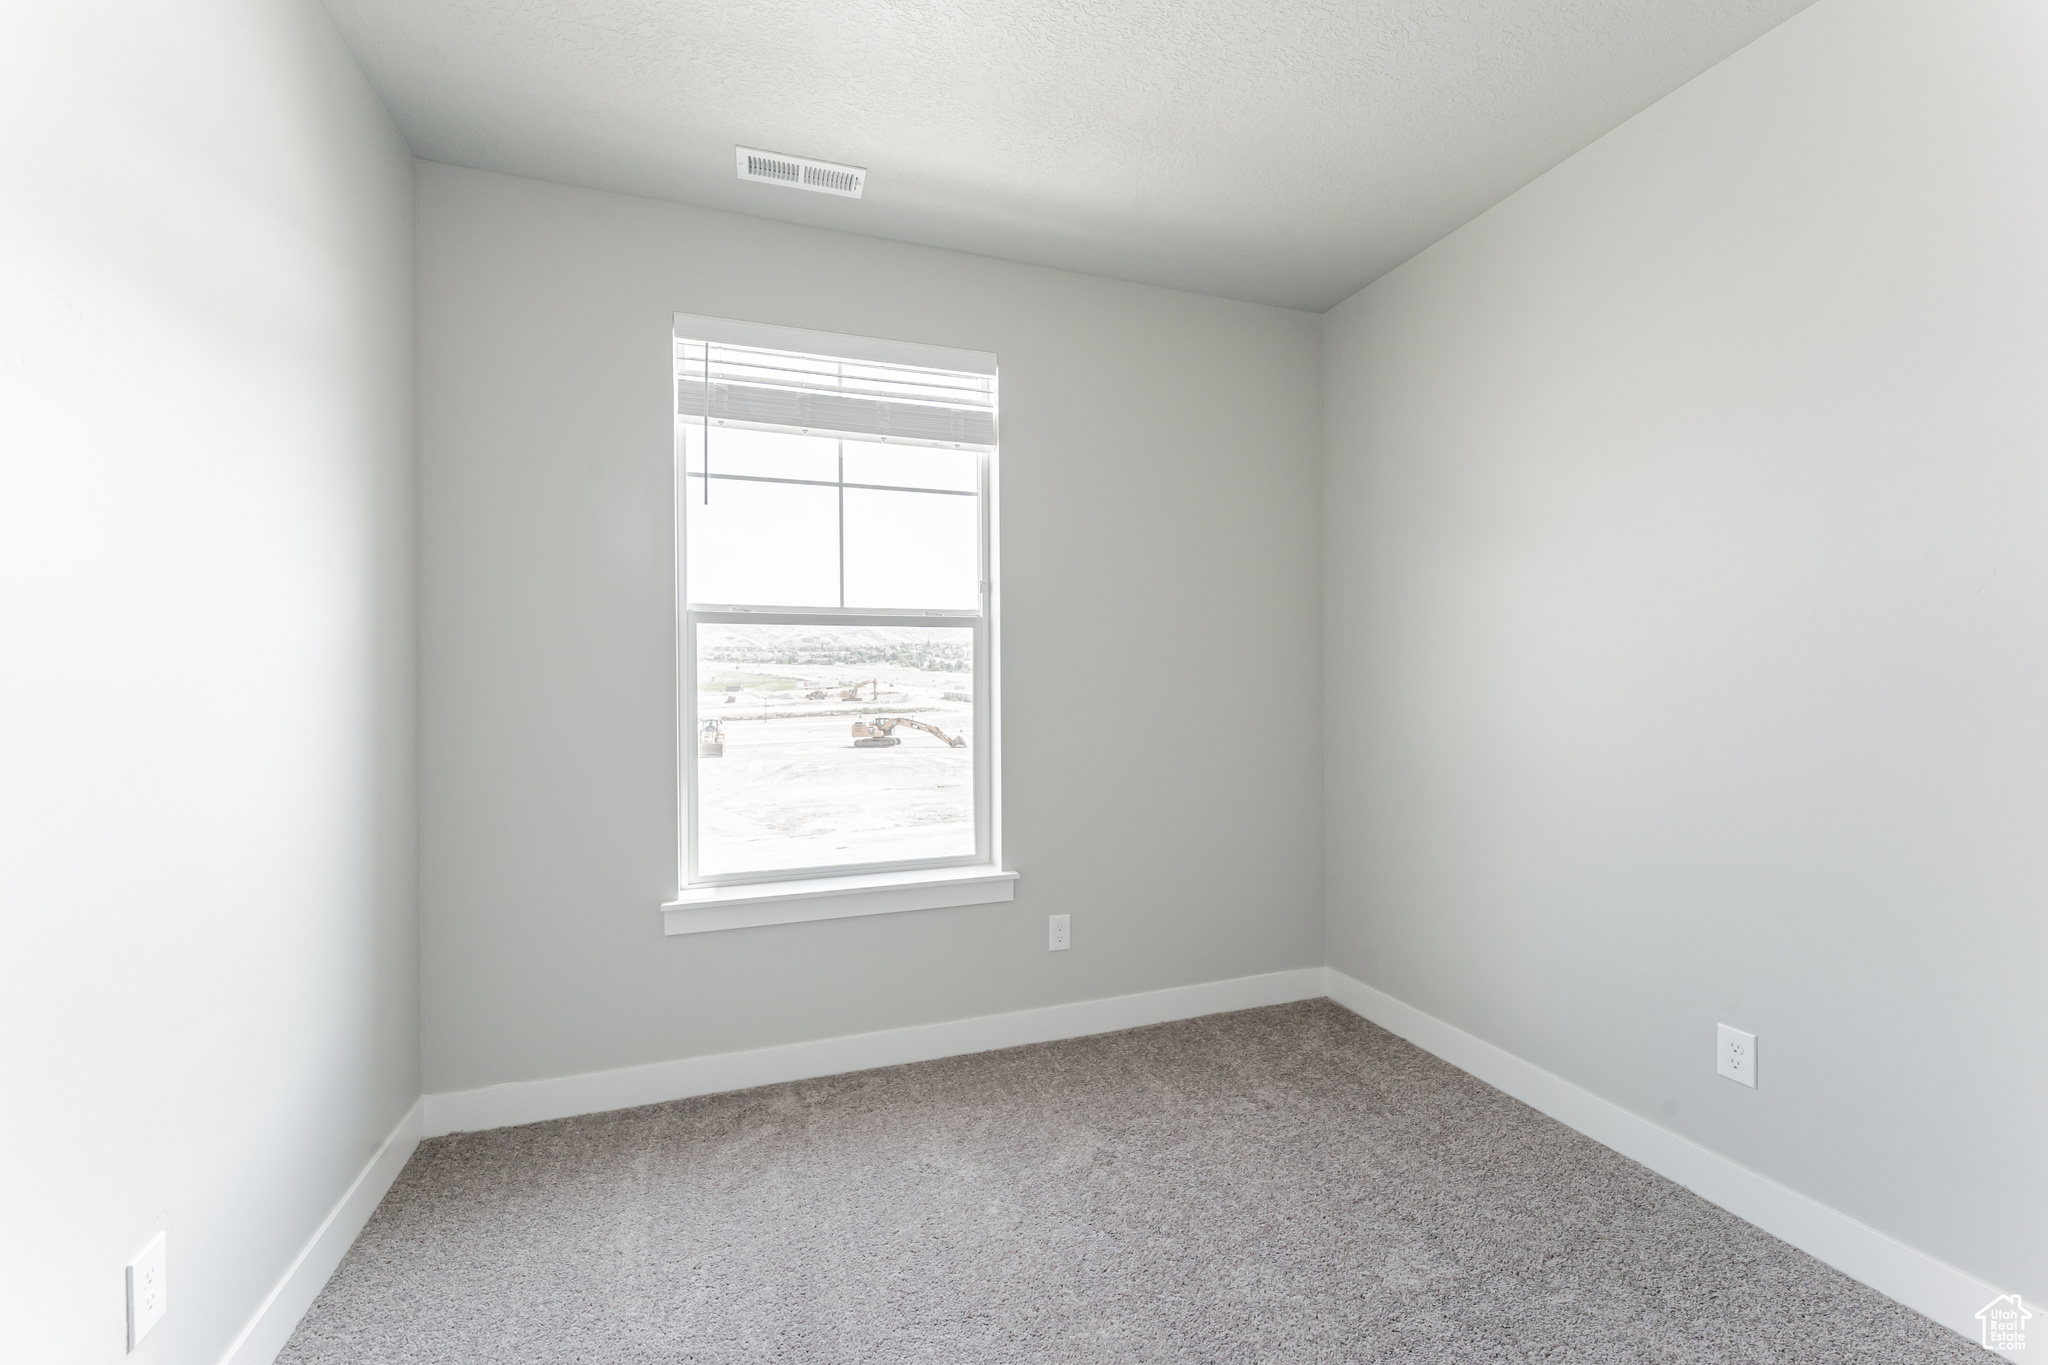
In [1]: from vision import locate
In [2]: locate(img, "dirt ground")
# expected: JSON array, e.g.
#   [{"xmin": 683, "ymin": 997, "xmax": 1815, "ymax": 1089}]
[{"xmin": 695, "ymin": 662, "xmax": 975, "ymax": 875}]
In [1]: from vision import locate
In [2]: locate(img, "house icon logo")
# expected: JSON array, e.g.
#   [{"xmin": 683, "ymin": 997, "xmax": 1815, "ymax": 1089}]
[{"xmin": 1978, "ymin": 1294, "xmax": 2031, "ymax": 1353}]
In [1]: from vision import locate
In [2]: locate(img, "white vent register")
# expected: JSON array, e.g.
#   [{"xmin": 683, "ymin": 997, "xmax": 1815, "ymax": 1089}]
[{"xmin": 736, "ymin": 146, "xmax": 866, "ymax": 198}]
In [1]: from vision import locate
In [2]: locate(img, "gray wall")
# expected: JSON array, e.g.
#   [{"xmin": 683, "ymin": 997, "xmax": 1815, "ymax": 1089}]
[
  {"xmin": 416, "ymin": 164, "xmax": 1324, "ymax": 1095},
  {"xmin": 1323, "ymin": 0, "xmax": 2045, "ymax": 1305},
  {"xmin": 0, "ymin": 2, "xmax": 417, "ymax": 1362}
]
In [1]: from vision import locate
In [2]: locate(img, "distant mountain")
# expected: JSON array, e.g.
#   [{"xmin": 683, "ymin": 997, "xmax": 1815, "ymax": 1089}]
[{"xmin": 699, "ymin": 622, "xmax": 970, "ymax": 667}]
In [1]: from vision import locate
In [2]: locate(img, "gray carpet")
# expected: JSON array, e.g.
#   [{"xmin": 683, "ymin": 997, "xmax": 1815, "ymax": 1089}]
[{"xmin": 280, "ymin": 1001, "xmax": 1977, "ymax": 1363}]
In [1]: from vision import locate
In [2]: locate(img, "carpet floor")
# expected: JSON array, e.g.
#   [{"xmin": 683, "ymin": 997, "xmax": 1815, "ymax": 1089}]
[{"xmin": 279, "ymin": 1001, "xmax": 1978, "ymax": 1363}]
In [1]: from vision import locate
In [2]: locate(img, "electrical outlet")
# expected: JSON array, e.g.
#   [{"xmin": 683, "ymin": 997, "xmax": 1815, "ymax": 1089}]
[
  {"xmin": 127, "ymin": 1231, "xmax": 167, "ymax": 1350},
  {"xmin": 1048, "ymin": 914, "xmax": 1070, "ymax": 951},
  {"xmin": 1717, "ymin": 1023, "xmax": 1756, "ymax": 1088}
]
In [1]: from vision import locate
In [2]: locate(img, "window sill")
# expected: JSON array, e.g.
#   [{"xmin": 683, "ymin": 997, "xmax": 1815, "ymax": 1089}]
[{"xmin": 662, "ymin": 864, "xmax": 1019, "ymax": 936}]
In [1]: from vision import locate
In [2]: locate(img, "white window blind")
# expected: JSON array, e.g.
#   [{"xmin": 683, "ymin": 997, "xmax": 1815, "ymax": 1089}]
[{"xmin": 675, "ymin": 339, "xmax": 997, "ymax": 450}]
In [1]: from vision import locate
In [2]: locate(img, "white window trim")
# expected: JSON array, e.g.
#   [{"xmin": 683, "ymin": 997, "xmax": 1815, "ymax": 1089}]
[
  {"xmin": 665, "ymin": 313, "xmax": 1012, "ymax": 934},
  {"xmin": 662, "ymin": 864, "xmax": 1019, "ymax": 936}
]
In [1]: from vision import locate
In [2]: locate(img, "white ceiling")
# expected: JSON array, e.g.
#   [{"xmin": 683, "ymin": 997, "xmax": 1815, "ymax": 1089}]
[{"xmin": 322, "ymin": 0, "xmax": 1814, "ymax": 311}]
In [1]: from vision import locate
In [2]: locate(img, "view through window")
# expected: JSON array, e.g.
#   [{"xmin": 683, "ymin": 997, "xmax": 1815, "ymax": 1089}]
[{"xmin": 676, "ymin": 323, "xmax": 995, "ymax": 883}]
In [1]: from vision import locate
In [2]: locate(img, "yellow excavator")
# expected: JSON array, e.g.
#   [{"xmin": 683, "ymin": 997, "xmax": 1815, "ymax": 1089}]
[
  {"xmin": 839, "ymin": 679, "xmax": 880, "ymax": 702},
  {"xmin": 851, "ymin": 717, "xmax": 965, "ymax": 749}
]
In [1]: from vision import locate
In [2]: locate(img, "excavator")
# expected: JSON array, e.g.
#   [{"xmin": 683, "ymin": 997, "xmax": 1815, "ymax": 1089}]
[
  {"xmin": 851, "ymin": 717, "xmax": 965, "ymax": 749},
  {"xmin": 838, "ymin": 679, "xmax": 880, "ymax": 702},
  {"xmin": 699, "ymin": 719, "xmax": 725, "ymax": 758}
]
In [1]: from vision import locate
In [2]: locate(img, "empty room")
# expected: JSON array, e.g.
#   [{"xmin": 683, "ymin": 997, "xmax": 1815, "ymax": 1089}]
[{"xmin": 4, "ymin": 0, "xmax": 2043, "ymax": 1360}]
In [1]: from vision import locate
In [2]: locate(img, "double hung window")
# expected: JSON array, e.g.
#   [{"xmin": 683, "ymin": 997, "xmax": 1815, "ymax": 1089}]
[{"xmin": 672, "ymin": 315, "xmax": 1000, "ymax": 905}]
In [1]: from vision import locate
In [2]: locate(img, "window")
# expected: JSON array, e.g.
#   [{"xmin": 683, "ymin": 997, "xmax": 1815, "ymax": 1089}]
[{"xmin": 666, "ymin": 315, "xmax": 1012, "ymax": 931}]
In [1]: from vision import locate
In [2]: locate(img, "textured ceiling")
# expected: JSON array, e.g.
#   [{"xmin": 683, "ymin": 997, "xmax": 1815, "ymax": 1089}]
[{"xmin": 322, "ymin": 0, "xmax": 1815, "ymax": 310}]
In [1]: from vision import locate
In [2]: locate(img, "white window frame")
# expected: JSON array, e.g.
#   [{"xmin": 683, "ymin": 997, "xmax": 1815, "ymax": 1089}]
[{"xmin": 662, "ymin": 314, "xmax": 1014, "ymax": 935}]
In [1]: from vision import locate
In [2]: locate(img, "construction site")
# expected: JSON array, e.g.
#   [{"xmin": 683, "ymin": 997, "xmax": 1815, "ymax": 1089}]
[{"xmin": 694, "ymin": 632, "xmax": 976, "ymax": 876}]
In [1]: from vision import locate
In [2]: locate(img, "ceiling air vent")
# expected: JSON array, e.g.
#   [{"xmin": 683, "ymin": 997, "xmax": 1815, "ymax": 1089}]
[{"xmin": 735, "ymin": 146, "xmax": 866, "ymax": 199}]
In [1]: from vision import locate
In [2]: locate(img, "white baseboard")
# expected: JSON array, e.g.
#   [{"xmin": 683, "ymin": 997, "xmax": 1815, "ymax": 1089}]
[
  {"xmin": 217, "ymin": 1098, "xmax": 423, "ymax": 1365},
  {"xmin": 1321, "ymin": 968, "xmax": 2016, "ymax": 1361},
  {"xmin": 422, "ymin": 966, "xmax": 1326, "ymax": 1137}
]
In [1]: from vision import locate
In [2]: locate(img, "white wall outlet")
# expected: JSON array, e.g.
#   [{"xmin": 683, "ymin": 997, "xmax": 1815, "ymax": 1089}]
[
  {"xmin": 1048, "ymin": 914, "xmax": 1070, "ymax": 951},
  {"xmin": 126, "ymin": 1231, "xmax": 167, "ymax": 1350},
  {"xmin": 1717, "ymin": 1023, "xmax": 1757, "ymax": 1088}
]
